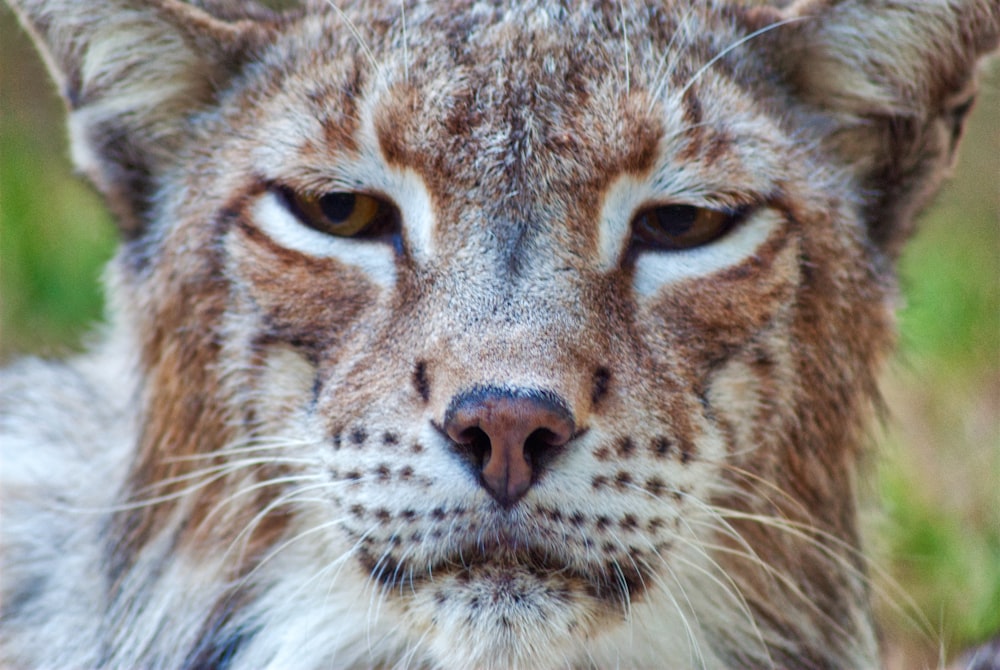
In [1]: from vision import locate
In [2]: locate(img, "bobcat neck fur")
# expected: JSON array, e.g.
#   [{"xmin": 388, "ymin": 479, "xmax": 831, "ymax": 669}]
[{"xmin": 1, "ymin": 1, "xmax": 996, "ymax": 668}]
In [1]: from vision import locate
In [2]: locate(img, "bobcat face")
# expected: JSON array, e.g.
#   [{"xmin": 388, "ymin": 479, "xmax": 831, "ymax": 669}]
[
  {"xmin": 175, "ymin": 9, "xmax": 870, "ymax": 663},
  {"xmin": 4, "ymin": 1, "xmax": 997, "ymax": 668}
]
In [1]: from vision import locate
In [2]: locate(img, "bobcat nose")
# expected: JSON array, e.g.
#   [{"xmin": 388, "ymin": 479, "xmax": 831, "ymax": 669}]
[{"xmin": 443, "ymin": 386, "xmax": 575, "ymax": 507}]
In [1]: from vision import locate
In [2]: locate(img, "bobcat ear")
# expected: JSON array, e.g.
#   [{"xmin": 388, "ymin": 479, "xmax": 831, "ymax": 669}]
[
  {"xmin": 8, "ymin": 0, "xmax": 278, "ymax": 238},
  {"xmin": 763, "ymin": 0, "xmax": 999, "ymax": 257}
]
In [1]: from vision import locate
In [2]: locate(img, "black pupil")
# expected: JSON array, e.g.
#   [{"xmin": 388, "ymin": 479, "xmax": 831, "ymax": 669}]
[
  {"xmin": 319, "ymin": 193, "xmax": 356, "ymax": 222},
  {"xmin": 653, "ymin": 205, "xmax": 698, "ymax": 236}
]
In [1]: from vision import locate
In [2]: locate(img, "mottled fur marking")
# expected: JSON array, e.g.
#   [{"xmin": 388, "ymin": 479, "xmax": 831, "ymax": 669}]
[{"xmin": 2, "ymin": 1, "xmax": 997, "ymax": 669}]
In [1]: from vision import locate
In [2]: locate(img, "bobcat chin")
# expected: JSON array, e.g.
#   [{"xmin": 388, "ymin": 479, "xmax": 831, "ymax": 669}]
[{"xmin": 2, "ymin": 1, "xmax": 997, "ymax": 668}]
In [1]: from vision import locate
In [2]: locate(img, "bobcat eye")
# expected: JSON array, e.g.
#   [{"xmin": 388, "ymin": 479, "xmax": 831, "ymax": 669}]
[
  {"xmin": 631, "ymin": 204, "xmax": 744, "ymax": 251},
  {"xmin": 275, "ymin": 186, "xmax": 395, "ymax": 238}
]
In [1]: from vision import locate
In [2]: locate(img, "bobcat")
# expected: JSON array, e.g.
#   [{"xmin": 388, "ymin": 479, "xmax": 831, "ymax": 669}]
[{"xmin": 2, "ymin": 0, "xmax": 997, "ymax": 668}]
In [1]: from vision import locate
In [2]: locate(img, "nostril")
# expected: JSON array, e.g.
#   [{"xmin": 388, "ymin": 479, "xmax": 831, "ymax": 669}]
[
  {"xmin": 456, "ymin": 426, "xmax": 491, "ymax": 467},
  {"xmin": 524, "ymin": 428, "xmax": 565, "ymax": 470},
  {"xmin": 441, "ymin": 385, "xmax": 576, "ymax": 507}
]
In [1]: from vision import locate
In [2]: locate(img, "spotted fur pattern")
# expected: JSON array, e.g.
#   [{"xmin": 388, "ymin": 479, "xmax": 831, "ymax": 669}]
[{"xmin": 2, "ymin": 1, "xmax": 997, "ymax": 668}]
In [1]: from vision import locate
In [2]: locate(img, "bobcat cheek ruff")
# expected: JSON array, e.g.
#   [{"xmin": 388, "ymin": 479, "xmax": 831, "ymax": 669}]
[{"xmin": 2, "ymin": 1, "xmax": 997, "ymax": 669}]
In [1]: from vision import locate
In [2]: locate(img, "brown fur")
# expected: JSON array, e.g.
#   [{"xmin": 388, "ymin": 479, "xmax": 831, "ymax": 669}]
[{"xmin": 2, "ymin": 1, "xmax": 997, "ymax": 668}]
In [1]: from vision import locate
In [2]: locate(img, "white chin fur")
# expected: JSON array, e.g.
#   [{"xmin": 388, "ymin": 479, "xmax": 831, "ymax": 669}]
[{"xmin": 251, "ymin": 191, "xmax": 397, "ymax": 287}]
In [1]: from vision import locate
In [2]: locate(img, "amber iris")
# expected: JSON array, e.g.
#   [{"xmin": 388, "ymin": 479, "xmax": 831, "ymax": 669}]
[
  {"xmin": 632, "ymin": 204, "xmax": 743, "ymax": 251},
  {"xmin": 278, "ymin": 187, "xmax": 388, "ymax": 238}
]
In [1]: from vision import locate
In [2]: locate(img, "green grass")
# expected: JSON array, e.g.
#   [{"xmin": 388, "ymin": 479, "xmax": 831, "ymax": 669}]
[
  {"xmin": 872, "ymin": 65, "xmax": 1000, "ymax": 664},
  {"xmin": 1, "ymin": 121, "xmax": 116, "ymax": 356},
  {"xmin": 879, "ymin": 462, "xmax": 1000, "ymax": 643},
  {"xmin": 1, "ymin": 14, "xmax": 116, "ymax": 357},
  {"xmin": 2, "ymin": 9, "xmax": 997, "ymax": 666}
]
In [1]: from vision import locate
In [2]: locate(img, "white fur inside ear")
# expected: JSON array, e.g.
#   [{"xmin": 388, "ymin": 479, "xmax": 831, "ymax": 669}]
[
  {"xmin": 251, "ymin": 191, "xmax": 397, "ymax": 287},
  {"xmin": 633, "ymin": 208, "xmax": 783, "ymax": 296}
]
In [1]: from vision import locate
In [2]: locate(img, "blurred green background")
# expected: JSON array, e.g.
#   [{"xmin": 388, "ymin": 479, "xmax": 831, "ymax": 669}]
[{"xmin": 1, "ymin": 9, "xmax": 997, "ymax": 667}]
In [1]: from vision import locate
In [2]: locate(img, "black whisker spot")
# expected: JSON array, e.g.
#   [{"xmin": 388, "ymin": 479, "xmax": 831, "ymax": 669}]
[
  {"xmin": 412, "ymin": 360, "xmax": 431, "ymax": 403},
  {"xmin": 591, "ymin": 366, "xmax": 611, "ymax": 405},
  {"xmin": 652, "ymin": 436, "xmax": 671, "ymax": 458}
]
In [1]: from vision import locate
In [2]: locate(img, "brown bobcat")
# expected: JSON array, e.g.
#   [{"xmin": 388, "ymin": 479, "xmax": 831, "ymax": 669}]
[{"xmin": 2, "ymin": 1, "xmax": 997, "ymax": 668}]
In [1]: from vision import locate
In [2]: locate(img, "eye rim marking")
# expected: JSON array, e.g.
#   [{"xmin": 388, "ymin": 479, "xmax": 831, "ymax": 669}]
[
  {"xmin": 245, "ymin": 190, "xmax": 399, "ymax": 287},
  {"xmin": 272, "ymin": 183, "xmax": 401, "ymax": 243},
  {"xmin": 596, "ymin": 170, "xmax": 774, "ymax": 271},
  {"xmin": 630, "ymin": 203, "xmax": 751, "ymax": 253},
  {"xmin": 630, "ymin": 207, "xmax": 789, "ymax": 295}
]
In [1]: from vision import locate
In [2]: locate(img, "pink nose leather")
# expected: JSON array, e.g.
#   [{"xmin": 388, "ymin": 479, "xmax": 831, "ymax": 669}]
[{"xmin": 444, "ymin": 389, "xmax": 574, "ymax": 507}]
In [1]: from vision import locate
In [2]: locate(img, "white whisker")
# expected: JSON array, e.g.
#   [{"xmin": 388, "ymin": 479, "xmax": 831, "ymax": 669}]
[
  {"xmin": 216, "ymin": 480, "xmax": 333, "ymax": 563},
  {"xmin": 619, "ymin": 0, "xmax": 630, "ymax": 96},
  {"xmin": 646, "ymin": 554, "xmax": 707, "ymax": 667},
  {"xmin": 235, "ymin": 517, "xmax": 350, "ymax": 590},
  {"xmin": 323, "ymin": 0, "xmax": 384, "ymax": 81},
  {"xmin": 168, "ymin": 434, "xmax": 315, "ymax": 460},
  {"xmin": 648, "ymin": 6, "xmax": 696, "ymax": 110},
  {"xmin": 399, "ymin": 0, "xmax": 409, "ymax": 84},
  {"xmin": 679, "ymin": 17, "xmax": 804, "ymax": 98}
]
